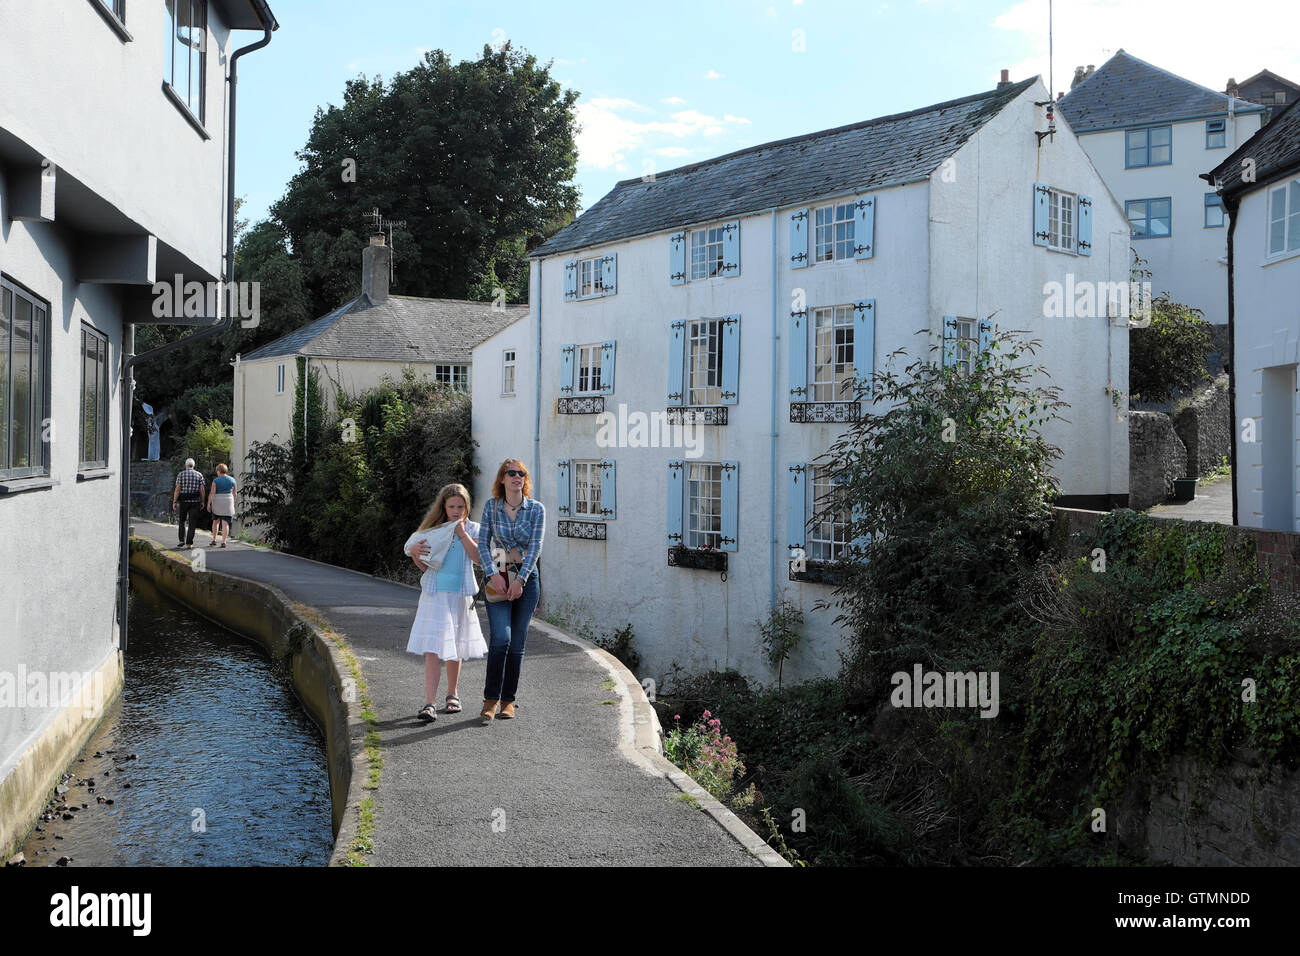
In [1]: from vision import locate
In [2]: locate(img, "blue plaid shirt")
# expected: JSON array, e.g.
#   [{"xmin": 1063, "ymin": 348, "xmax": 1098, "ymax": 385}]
[
  {"xmin": 175, "ymin": 468, "xmax": 205, "ymax": 501},
  {"xmin": 477, "ymin": 496, "xmax": 545, "ymax": 584}
]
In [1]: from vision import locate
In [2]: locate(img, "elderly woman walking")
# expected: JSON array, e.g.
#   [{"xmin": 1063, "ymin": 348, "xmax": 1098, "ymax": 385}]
[{"xmin": 476, "ymin": 458, "xmax": 545, "ymax": 725}]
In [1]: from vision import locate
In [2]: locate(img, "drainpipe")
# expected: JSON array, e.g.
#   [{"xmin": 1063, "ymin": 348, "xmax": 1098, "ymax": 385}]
[
  {"xmin": 1225, "ymin": 191, "xmax": 1240, "ymax": 527},
  {"xmin": 769, "ymin": 210, "xmax": 780, "ymax": 612},
  {"xmin": 117, "ymin": 10, "xmax": 275, "ymax": 651},
  {"xmin": 534, "ymin": 259, "xmax": 543, "ymax": 492}
]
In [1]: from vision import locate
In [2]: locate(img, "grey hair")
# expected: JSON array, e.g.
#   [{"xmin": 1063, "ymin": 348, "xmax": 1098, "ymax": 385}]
[{"xmin": 185, "ymin": 458, "xmax": 196, "ymax": 468}]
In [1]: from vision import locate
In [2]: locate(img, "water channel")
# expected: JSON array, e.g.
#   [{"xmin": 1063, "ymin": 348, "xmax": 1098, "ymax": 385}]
[{"xmin": 21, "ymin": 573, "xmax": 333, "ymax": 866}]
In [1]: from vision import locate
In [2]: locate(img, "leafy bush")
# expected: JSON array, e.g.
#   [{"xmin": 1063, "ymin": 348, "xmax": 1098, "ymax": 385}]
[
  {"xmin": 822, "ymin": 329, "xmax": 1064, "ymax": 701},
  {"xmin": 1129, "ymin": 295, "xmax": 1214, "ymax": 403},
  {"xmin": 171, "ymin": 417, "xmax": 233, "ymax": 478},
  {"xmin": 663, "ymin": 710, "xmax": 746, "ymax": 804},
  {"xmin": 756, "ymin": 599, "xmax": 803, "ymax": 689}
]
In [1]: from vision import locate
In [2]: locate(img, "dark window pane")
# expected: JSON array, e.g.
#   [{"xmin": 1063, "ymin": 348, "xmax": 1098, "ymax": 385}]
[
  {"xmin": 0, "ymin": 288, "xmax": 10, "ymax": 468},
  {"xmin": 12, "ymin": 296, "xmax": 32, "ymax": 468}
]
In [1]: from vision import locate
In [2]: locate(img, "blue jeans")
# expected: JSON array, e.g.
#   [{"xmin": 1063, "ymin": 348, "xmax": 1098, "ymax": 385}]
[{"xmin": 484, "ymin": 572, "xmax": 539, "ymax": 703}]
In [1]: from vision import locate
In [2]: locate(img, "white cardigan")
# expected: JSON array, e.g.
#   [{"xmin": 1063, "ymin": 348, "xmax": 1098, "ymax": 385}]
[{"xmin": 404, "ymin": 520, "xmax": 481, "ymax": 596}]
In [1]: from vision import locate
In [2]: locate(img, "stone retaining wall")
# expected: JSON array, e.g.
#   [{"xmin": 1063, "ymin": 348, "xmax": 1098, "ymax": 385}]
[
  {"xmin": 1173, "ymin": 375, "xmax": 1231, "ymax": 478},
  {"xmin": 1128, "ymin": 411, "xmax": 1186, "ymax": 510}
]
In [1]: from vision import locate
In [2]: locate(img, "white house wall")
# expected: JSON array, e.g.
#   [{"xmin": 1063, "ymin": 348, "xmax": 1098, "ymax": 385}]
[
  {"xmin": 1231, "ymin": 183, "xmax": 1300, "ymax": 530},
  {"xmin": 1075, "ymin": 113, "xmax": 1262, "ymax": 327},
  {"xmin": 934, "ymin": 82, "xmax": 1131, "ymax": 499},
  {"xmin": 470, "ymin": 318, "xmax": 534, "ymax": 512}
]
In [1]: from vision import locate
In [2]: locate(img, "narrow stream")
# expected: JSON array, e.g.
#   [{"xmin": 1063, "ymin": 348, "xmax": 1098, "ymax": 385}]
[{"xmin": 20, "ymin": 573, "xmax": 333, "ymax": 866}]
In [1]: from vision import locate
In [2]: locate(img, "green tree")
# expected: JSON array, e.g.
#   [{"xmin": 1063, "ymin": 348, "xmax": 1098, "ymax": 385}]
[
  {"xmin": 272, "ymin": 42, "xmax": 579, "ymax": 316},
  {"xmin": 1129, "ymin": 295, "xmax": 1214, "ymax": 403},
  {"xmin": 821, "ymin": 330, "xmax": 1065, "ymax": 697}
]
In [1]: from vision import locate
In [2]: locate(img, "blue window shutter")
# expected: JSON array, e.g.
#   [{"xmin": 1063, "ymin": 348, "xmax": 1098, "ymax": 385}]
[
  {"xmin": 599, "ymin": 459, "xmax": 616, "ymax": 519},
  {"xmin": 600, "ymin": 340, "xmax": 616, "ymax": 395},
  {"xmin": 600, "ymin": 253, "xmax": 618, "ymax": 293},
  {"xmin": 666, "ymin": 460, "xmax": 684, "ymax": 545},
  {"xmin": 722, "ymin": 220, "xmax": 741, "ymax": 276},
  {"xmin": 667, "ymin": 321, "xmax": 686, "ymax": 404},
  {"xmin": 941, "ymin": 316, "xmax": 958, "ymax": 368},
  {"xmin": 556, "ymin": 459, "xmax": 571, "ymax": 516},
  {"xmin": 789, "ymin": 307, "xmax": 808, "ymax": 399},
  {"xmin": 560, "ymin": 343, "xmax": 575, "ymax": 395},
  {"xmin": 669, "ymin": 232, "xmax": 686, "ymax": 285},
  {"xmin": 564, "ymin": 261, "xmax": 578, "ymax": 299},
  {"xmin": 789, "ymin": 209, "xmax": 809, "ymax": 268},
  {"xmin": 1033, "ymin": 183, "xmax": 1050, "ymax": 246},
  {"xmin": 1077, "ymin": 196, "xmax": 1093, "ymax": 256},
  {"xmin": 978, "ymin": 318, "xmax": 993, "ymax": 358},
  {"xmin": 720, "ymin": 460, "xmax": 739, "ymax": 552},
  {"xmin": 854, "ymin": 195, "xmax": 875, "ymax": 260},
  {"xmin": 853, "ymin": 300, "xmax": 875, "ymax": 395},
  {"xmin": 720, "ymin": 314, "xmax": 741, "ymax": 404},
  {"xmin": 786, "ymin": 463, "xmax": 807, "ymax": 552}
]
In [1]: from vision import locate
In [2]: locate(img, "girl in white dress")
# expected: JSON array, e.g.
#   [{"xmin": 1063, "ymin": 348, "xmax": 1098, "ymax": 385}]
[{"xmin": 403, "ymin": 483, "xmax": 487, "ymax": 721}]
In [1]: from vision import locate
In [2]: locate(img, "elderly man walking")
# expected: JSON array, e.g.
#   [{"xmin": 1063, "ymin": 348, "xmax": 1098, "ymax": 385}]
[{"xmin": 172, "ymin": 458, "xmax": 206, "ymax": 548}]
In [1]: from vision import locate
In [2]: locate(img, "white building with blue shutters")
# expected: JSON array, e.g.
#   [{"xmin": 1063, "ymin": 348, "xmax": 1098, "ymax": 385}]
[
  {"xmin": 1203, "ymin": 100, "xmax": 1300, "ymax": 531},
  {"xmin": 499, "ymin": 75, "xmax": 1131, "ymax": 685},
  {"xmin": 1060, "ymin": 51, "xmax": 1266, "ymax": 328}
]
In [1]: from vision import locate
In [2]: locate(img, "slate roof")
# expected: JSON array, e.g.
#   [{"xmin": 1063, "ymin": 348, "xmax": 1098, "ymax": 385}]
[
  {"xmin": 532, "ymin": 77, "xmax": 1038, "ymax": 258},
  {"xmin": 242, "ymin": 295, "xmax": 527, "ymax": 364},
  {"xmin": 1203, "ymin": 97, "xmax": 1300, "ymax": 200},
  {"xmin": 1059, "ymin": 50, "xmax": 1266, "ymax": 133}
]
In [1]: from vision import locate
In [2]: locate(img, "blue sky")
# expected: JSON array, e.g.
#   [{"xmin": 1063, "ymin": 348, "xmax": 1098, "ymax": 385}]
[{"xmin": 234, "ymin": 0, "xmax": 1300, "ymax": 227}]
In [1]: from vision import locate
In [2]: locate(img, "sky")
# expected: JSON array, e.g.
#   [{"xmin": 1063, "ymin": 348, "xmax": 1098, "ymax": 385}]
[{"xmin": 233, "ymin": 0, "xmax": 1300, "ymax": 227}]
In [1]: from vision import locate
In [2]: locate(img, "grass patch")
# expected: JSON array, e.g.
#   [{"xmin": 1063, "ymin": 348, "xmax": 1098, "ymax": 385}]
[
  {"xmin": 675, "ymin": 793, "xmax": 701, "ymax": 809},
  {"xmin": 598, "ymin": 699, "xmax": 618, "ymax": 706},
  {"xmin": 599, "ymin": 677, "xmax": 617, "ymax": 691}
]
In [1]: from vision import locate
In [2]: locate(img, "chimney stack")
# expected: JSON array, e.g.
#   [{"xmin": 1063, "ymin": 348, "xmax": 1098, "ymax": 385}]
[
  {"xmin": 996, "ymin": 68, "xmax": 1011, "ymax": 89},
  {"xmin": 362, "ymin": 233, "xmax": 391, "ymax": 304}
]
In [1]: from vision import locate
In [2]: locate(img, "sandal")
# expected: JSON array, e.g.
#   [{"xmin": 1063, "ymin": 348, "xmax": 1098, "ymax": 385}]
[
  {"xmin": 417, "ymin": 703, "xmax": 437, "ymax": 722},
  {"xmin": 444, "ymin": 696, "xmax": 462, "ymax": 714}
]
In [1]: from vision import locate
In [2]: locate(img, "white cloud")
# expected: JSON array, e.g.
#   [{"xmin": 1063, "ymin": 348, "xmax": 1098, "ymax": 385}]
[
  {"xmin": 704, "ymin": 69, "xmax": 724, "ymax": 80},
  {"xmin": 573, "ymin": 100, "xmax": 753, "ymax": 169},
  {"xmin": 992, "ymin": 0, "xmax": 1300, "ymax": 97},
  {"xmin": 662, "ymin": 96, "xmax": 687, "ymax": 105}
]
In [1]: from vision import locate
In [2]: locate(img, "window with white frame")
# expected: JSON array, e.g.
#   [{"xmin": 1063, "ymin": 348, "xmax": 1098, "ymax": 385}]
[
  {"xmin": 690, "ymin": 225, "xmax": 725, "ymax": 279},
  {"xmin": 1205, "ymin": 193, "xmax": 1225, "ymax": 229},
  {"xmin": 808, "ymin": 466, "xmax": 850, "ymax": 561},
  {"xmin": 686, "ymin": 462, "xmax": 723, "ymax": 549},
  {"xmin": 687, "ymin": 320, "xmax": 723, "ymax": 405},
  {"xmin": 811, "ymin": 305, "xmax": 855, "ymax": 402},
  {"xmin": 99, "ymin": 0, "xmax": 127, "ymax": 22},
  {"xmin": 814, "ymin": 202, "xmax": 857, "ymax": 262},
  {"xmin": 578, "ymin": 256, "xmax": 604, "ymax": 297},
  {"xmin": 164, "ymin": 0, "xmax": 207, "ymax": 123},
  {"xmin": 502, "ymin": 349, "xmax": 516, "ymax": 395},
  {"xmin": 0, "ymin": 278, "xmax": 52, "ymax": 479},
  {"xmin": 952, "ymin": 318, "xmax": 975, "ymax": 375},
  {"xmin": 436, "ymin": 364, "xmax": 469, "ymax": 390},
  {"xmin": 276, "ymin": 363, "xmax": 286, "ymax": 395},
  {"xmin": 575, "ymin": 344, "xmax": 603, "ymax": 394},
  {"xmin": 572, "ymin": 460, "xmax": 603, "ymax": 518},
  {"xmin": 1048, "ymin": 189, "xmax": 1076, "ymax": 253},
  {"xmin": 1267, "ymin": 179, "xmax": 1300, "ymax": 256}
]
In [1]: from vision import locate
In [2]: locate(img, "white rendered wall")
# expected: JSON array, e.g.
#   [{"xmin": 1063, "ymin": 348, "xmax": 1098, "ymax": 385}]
[
  {"xmin": 1075, "ymin": 113, "xmax": 1262, "ymax": 327},
  {"xmin": 470, "ymin": 316, "xmax": 535, "ymax": 515},
  {"xmin": 934, "ymin": 80, "xmax": 1132, "ymax": 501},
  {"xmin": 1231, "ymin": 181, "xmax": 1300, "ymax": 530}
]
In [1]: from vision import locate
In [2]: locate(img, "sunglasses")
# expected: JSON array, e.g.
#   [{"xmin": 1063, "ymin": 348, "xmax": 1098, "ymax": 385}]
[{"xmin": 505, "ymin": 469, "xmax": 526, "ymax": 478}]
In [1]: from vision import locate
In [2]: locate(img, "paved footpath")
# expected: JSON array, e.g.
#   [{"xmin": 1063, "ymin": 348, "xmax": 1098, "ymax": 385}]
[
  {"xmin": 132, "ymin": 521, "xmax": 759, "ymax": 867},
  {"xmin": 1146, "ymin": 474, "xmax": 1233, "ymax": 525}
]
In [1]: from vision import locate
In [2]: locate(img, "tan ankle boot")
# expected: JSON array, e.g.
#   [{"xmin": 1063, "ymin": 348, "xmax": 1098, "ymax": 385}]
[
  {"xmin": 480, "ymin": 699, "xmax": 499, "ymax": 723},
  {"xmin": 497, "ymin": 701, "xmax": 516, "ymax": 719}
]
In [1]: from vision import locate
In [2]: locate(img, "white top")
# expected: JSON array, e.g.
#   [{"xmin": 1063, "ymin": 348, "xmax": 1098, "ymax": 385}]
[{"xmin": 404, "ymin": 520, "xmax": 481, "ymax": 596}]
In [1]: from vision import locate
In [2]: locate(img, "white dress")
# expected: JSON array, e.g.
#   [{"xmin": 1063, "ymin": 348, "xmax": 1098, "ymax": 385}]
[{"xmin": 405, "ymin": 537, "xmax": 487, "ymax": 661}]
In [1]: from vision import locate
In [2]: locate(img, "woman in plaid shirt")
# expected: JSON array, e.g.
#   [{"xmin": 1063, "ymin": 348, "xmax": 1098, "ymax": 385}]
[{"xmin": 476, "ymin": 458, "xmax": 545, "ymax": 723}]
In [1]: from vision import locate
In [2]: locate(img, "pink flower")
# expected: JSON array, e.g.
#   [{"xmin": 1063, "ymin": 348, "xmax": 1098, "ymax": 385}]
[
  {"xmin": 702, "ymin": 710, "xmax": 712, "ymax": 718},
  {"xmin": 673, "ymin": 715, "xmax": 681, "ymax": 720}
]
